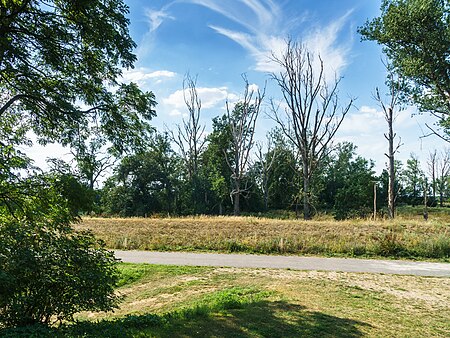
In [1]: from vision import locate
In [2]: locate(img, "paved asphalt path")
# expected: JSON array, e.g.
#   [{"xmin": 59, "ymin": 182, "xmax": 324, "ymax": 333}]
[{"xmin": 114, "ymin": 250, "xmax": 450, "ymax": 277}]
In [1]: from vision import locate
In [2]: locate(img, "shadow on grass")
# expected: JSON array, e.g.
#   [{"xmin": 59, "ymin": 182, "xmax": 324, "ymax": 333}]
[
  {"xmin": 165, "ymin": 300, "xmax": 370, "ymax": 338},
  {"xmin": 1, "ymin": 300, "xmax": 370, "ymax": 337}
]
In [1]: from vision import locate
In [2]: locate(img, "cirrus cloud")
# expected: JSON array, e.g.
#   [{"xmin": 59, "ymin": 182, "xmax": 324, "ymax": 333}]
[
  {"xmin": 121, "ymin": 68, "xmax": 178, "ymax": 88},
  {"xmin": 144, "ymin": 0, "xmax": 353, "ymax": 76},
  {"xmin": 163, "ymin": 86, "xmax": 233, "ymax": 110}
]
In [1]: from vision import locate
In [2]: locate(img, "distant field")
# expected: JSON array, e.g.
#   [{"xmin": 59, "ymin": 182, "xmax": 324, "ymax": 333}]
[
  {"xmin": 5, "ymin": 264, "xmax": 447, "ymax": 337},
  {"xmin": 77, "ymin": 208, "xmax": 450, "ymax": 260}
]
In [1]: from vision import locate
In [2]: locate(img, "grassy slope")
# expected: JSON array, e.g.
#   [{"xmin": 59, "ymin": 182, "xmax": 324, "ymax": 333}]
[
  {"xmin": 5, "ymin": 263, "xmax": 448, "ymax": 337},
  {"xmin": 77, "ymin": 207, "xmax": 450, "ymax": 260}
]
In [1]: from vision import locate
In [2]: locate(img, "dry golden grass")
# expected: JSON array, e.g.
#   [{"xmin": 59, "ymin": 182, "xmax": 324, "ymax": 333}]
[{"xmin": 76, "ymin": 212, "xmax": 450, "ymax": 259}]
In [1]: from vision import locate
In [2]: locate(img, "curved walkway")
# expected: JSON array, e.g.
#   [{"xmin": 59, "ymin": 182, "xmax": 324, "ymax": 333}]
[{"xmin": 114, "ymin": 250, "xmax": 450, "ymax": 277}]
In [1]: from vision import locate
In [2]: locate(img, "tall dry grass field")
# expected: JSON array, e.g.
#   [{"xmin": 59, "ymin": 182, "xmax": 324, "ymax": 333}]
[{"xmin": 76, "ymin": 211, "xmax": 450, "ymax": 259}]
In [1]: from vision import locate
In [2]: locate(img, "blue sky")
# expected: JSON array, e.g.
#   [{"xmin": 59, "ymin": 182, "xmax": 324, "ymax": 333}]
[{"xmin": 29, "ymin": 0, "xmax": 447, "ymax": 175}]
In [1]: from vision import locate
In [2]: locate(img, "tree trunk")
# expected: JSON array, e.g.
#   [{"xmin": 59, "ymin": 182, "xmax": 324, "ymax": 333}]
[
  {"xmin": 303, "ymin": 166, "xmax": 311, "ymax": 220},
  {"xmin": 387, "ymin": 107, "xmax": 395, "ymax": 219},
  {"xmin": 263, "ymin": 172, "xmax": 269, "ymax": 210},
  {"xmin": 233, "ymin": 191, "xmax": 240, "ymax": 216},
  {"xmin": 233, "ymin": 177, "xmax": 240, "ymax": 216}
]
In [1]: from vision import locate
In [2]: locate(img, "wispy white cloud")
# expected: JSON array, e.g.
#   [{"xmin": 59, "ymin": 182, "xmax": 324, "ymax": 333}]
[
  {"xmin": 162, "ymin": 86, "xmax": 231, "ymax": 110},
  {"xmin": 145, "ymin": 8, "xmax": 174, "ymax": 32},
  {"xmin": 136, "ymin": 6, "xmax": 174, "ymax": 59},
  {"xmin": 302, "ymin": 10, "xmax": 353, "ymax": 79},
  {"xmin": 121, "ymin": 68, "xmax": 177, "ymax": 88},
  {"xmin": 335, "ymin": 104, "xmax": 443, "ymax": 173},
  {"xmin": 186, "ymin": 0, "xmax": 286, "ymax": 72},
  {"xmin": 183, "ymin": 0, "xmax": 278, "ymax": 32},
  {"xmin": 179, "ymin": 0, "xmax": 350, "ymax": 75},
  {"xmin": 141, "ymin": 1, "xmax": 352, "ymax": 75},
  {"xmin": 209, "ymin": 26, "xmax": 258, "ymax": 54}
]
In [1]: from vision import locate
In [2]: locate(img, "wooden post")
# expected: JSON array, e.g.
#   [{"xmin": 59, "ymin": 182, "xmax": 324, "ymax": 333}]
[{"xmin": 373, "ymin": 181, "xmax": 377, "ymax": 221}]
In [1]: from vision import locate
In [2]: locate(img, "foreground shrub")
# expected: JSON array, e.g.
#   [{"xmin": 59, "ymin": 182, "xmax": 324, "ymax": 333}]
[{"xmin": 0, "ymin": 217, "xmax": 119, "ymax": 328}]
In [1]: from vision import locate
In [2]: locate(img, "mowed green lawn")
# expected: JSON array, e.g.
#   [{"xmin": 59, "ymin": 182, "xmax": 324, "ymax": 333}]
[
  {"xmin": 5, "ymin": 263, "xmax": 448, "ymax": 337},
  {"xmin": 77, "ymin": 207, "xmax": 450, "ymax": 260}
]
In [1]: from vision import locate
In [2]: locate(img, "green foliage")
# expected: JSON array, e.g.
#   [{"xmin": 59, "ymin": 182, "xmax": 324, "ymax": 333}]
[
  {"xmin": 401, "ymin": 154, "xmax": 425, "ymax": 206},
  {"xmin": 320, "ymin": 143, "xmax": 376, "ymax": 219},
  {"xmin": 0, "ymin": 0, "xmax": 152, "ymax": 329},
  {"xmin": 200, "ymin": 114, "xmax": 234, "ymax": 214},
  {"xmin": 267, "ymin": 135, "xmax": 299, "ymax": 210},
  {"xmin": 102, "ymin": 133, "xmax": 180, "ymax": 216},
  {"xmin": 0, "ymin": 218, "xmax": 119, "ymax": 327},
  {"xmin": 359, "ymin": 0, "xmax": 450, "ymax": 139},
  {"xmin": 0, "ymin": 1, "xmax": 156, "ymax": 151},
  {"xmin": 0, "ymin": 175, "xmax": 119, "ymax": 327},
  {"xmin": 46, "ymin": 158, "xmax": 96, "ymax": 214}
]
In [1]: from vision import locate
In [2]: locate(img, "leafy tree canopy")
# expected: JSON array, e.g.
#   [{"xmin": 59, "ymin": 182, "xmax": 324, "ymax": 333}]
[
  {"xmin": 359, "ymin": 0, "xmax": 450, "ymax": 139},
  {"xmin": 102, "ymin": 133, "xmax": 179, "ymax": 216},
  {"xmin": 0, "ymin": 0, "xmax": 156, "ymax": 152}
]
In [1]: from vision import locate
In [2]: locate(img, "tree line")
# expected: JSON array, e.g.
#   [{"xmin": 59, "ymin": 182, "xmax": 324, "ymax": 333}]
[{"xmin": 66, "ymin": 121, "xmax": 450, "ymax": 220}]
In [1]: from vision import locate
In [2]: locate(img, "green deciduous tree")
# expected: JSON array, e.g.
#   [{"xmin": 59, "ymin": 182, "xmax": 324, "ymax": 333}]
[
  {"xmin": 46, "ymin": 158, "xmax": 96, "ymax": 214},
  {"xmin": 0, "ymin": 1, "xmax": 156, "ymax": 150},
  {"xmin": 321, "ymin": 143, "xmax": 376, "ymax": 219},
  {"xmin": 0, "ymin": 172, "xmax": 119, "ymax": 327},
  {"xmin": 103, "ymin": 133, "xmax": 179, "ymax": 216},
  {"xmin": 265, "ymin": 131, "xmax": 299, "ymax": 211},
  {"xmin": 401, "ymin": 153, "xmax": 425, "ymax": 206},
  {"xmin": 201, "ymin": 115, "xmax": 233, "ymax": 215},
  {"xmin": 359, "ymin": 0, "xmax": 450, "ymax": 141},
  {"xmin": 0, "ymin": 0, "xmax": 155, "ymax": 327}
]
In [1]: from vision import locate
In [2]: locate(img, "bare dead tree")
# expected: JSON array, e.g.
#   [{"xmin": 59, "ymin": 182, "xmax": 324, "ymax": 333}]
[
  {"xmin": 436, "ymin": 148, "xmax": 450, "ymax": 207},
  {"xmin": 374, "ymin": 63, "xmax": 403, "ymax": 219},
  {"xmin": 169, "ymin": 73, "xmax": 206, "ymax": 180},
  {"xmin": 270, "ymin": 40, "xmax": 354, "ymax": 220},
  {"xmin": 254, "ymin": 136, "xmax": 277, "ymax": 210},
  {"xmin": 225, "ymin": 76, "xmax": 265, "ymax": 216}
]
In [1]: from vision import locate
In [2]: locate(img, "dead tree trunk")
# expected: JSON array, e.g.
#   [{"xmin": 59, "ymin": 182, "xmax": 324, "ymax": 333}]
[
  {"xmin": 270, "ymin": 39, "xmax": 353, "ymax": 220},
  {"xmin": 225, "ymin": 76, "xmax": 264, "ymax": 216},
  {"xmin": 169, "ymin": 73, "xmax": 206, "ymax": 181},
  {"xmin": 255, "ymin": 139, "xmax": 277, "ymax": 210},
  {"xmin": 374, "ymin": 63, "xmax": 403, "ymax": 219},
  {"xmin": 387, "ymin": 107, "xmax": 396, "ymax": 218}
]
